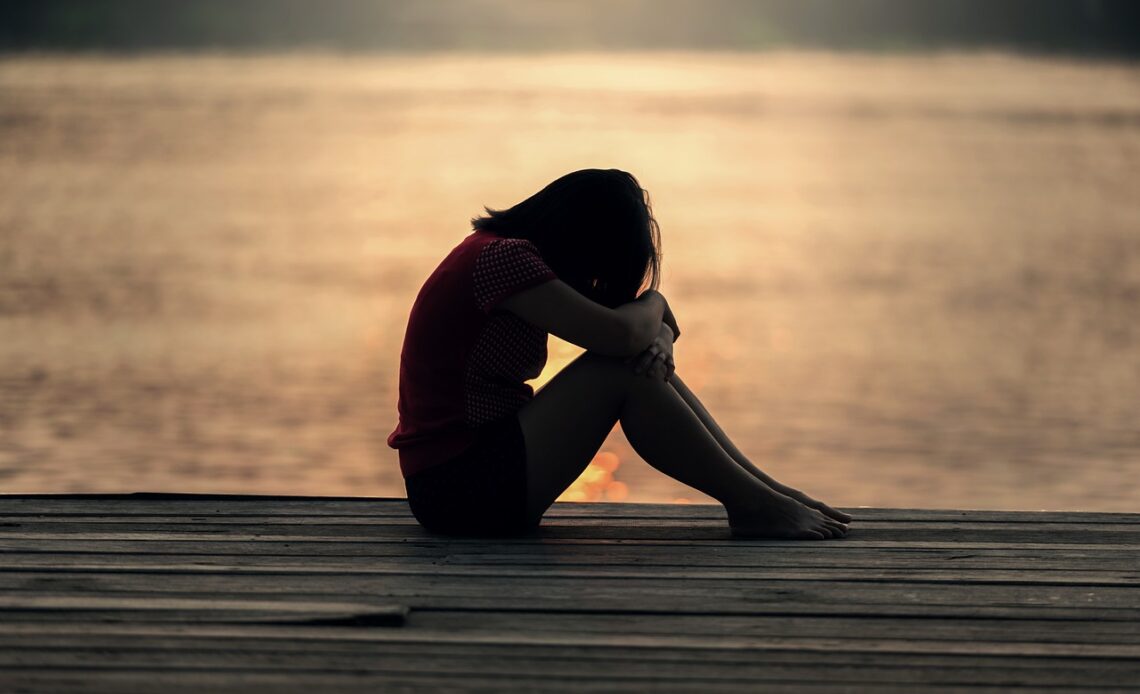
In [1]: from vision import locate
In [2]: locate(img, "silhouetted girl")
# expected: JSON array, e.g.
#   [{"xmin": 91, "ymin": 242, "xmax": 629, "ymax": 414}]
[{"xmin": 388, "ymin": 169, "xmax": 850, "ymax": 538}]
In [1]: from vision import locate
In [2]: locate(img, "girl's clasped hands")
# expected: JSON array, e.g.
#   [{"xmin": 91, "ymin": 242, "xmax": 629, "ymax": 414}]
[{"xmin": 629, "ymin": 298, "xmax": 680, "ymax": 382}]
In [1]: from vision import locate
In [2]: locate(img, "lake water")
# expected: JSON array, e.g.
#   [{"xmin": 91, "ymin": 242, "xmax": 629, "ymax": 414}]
[{"xmin": 1, "ymin": 52, "xmax": 1137, "ymax": 510}]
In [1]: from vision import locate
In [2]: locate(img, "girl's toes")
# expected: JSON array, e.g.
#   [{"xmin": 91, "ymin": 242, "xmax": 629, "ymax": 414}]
[
  {"xmin": 822, "ymin": 506, "xmax": 852, "ymax": 524},
  {"xmin": 816, "ymin": 520, "xmax": 847, "ymax": 539},
  {"xmin": 815, "ymin": 504, "xmax": 847, "ymax": 522}
]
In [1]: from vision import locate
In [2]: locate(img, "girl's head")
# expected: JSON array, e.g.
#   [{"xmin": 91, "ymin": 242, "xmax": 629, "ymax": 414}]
[{"xmin": 472, "ymin": 169, "xmax": 661, "ymax": 307}]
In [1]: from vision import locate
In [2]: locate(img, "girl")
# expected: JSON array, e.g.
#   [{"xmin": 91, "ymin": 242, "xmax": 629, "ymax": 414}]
[{"xmin": 388, "ymin": 169, "xmax": 851, "ymax": 539}]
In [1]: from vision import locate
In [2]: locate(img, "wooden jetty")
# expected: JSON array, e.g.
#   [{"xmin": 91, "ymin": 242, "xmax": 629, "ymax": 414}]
[{"xmin": 1, "ymin": 494, "xmax": 1137, "ymax": 692}]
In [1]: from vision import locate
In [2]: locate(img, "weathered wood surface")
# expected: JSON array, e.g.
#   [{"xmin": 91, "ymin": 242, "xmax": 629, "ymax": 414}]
[{"xmin": 1, "ymin": 494, "xmax": 1137, "ymax": 692}]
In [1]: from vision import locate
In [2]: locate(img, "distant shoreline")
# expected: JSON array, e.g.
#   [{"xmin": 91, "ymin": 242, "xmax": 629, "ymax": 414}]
[
  {"xmin": 3, "ymin": 46, "xmax": 1140, "ymax": 63},
  {"xmin": 3, "ymin": 0, "xmax": 1139, "ymax": 58},
  {"xmin": 2, "ymin": 47, "xmax": 1138, "ymax": 70}
]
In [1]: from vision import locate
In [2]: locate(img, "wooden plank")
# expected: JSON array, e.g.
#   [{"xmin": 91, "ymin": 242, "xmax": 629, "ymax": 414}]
[
  {"xmin": 2, "ymin": 597, "xmax": 1130, "ymax": 624},
  {"xmin": 5, "ymin": 601, "xmax": 1136, "ymax": 625},
  {"xmin": 0, "ymin": 633, "xmax": 1137, "ymax": 694},
  {"xmin": 3, "ymin": 576, "xmax": 1139, "ymax": 619},
  {"xmin": 2, "ymin": 558, "xmax": 1137, "ymax": 586},
  {"xmin": 4, "ymin": 558, "xmax": 1136, "ymax": 586},
  {"xmin": 5, "ymin": 550, "xmax": 1140, "ymax": 574},
  {"xmin": 5, "ymin": 567, "xmax": 1138, "ymax": 606},
  {"xmin": 1, "ymin": 496, "xmax": 1136, "ymax": 524},
  {"xmin": 0, "ymin": 670, "xmax": 1031, "ymax": 694},
  {"xmin": 2, "ymin": 626, "xmax": 1139, "ymax": 662},
  {"xmin": 5, "ymin": 611, "xmax": 1140, "ymax": 645},
  {"xmin": 5, "ymin": 519, "xmax": 1140, "ymax": 547},
  {"xmin": 406, "ymin": 610, "xmax": 1140, "ymax": 645},
  {"xmin": 0, "ymin": 596, "xmax": 406, "ymax": 626},
  {"xmin": 4, "ymin": 641, "xmax": 1136, "ymax": 674},
  {"xmin": 1, "ymin": 647, "xmax": 1137, "ymax": 687},
  {"xmin": 3, "ymin": 514, "xmax": 1138, "ymax": 532},
  {"xmin": 6, "ymin": 537, "xmax": 1139, "ymax": 556},
  {"xmin": 0, "ymin": 542, "xmax": 1129, "ymax": 561},
  {"xmin": 1, "ymin": 622, "xmax": 1139, "ymax": 660},
  {"xmin": 5, "ymin": 527, "xmax": 1139, "ymax": 547}
]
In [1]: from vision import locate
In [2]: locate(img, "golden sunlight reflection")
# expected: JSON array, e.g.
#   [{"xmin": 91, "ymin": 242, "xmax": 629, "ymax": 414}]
[
  {"xmin": 531, "ymin": 338, "xmax": 583, "ymax": 392},
  {"xmin": 557, "ymin": 450, "xmax": 629, "ymax": 503}
]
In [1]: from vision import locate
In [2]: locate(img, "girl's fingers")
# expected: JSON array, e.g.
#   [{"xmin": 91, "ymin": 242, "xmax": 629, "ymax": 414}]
[
  {"xmin": 633, "ymin": 350, "xmax": 655, "ymax": 374},
  {"xmin": 634, "ymin": 340, "xmax": 672, "ymax": 378}
]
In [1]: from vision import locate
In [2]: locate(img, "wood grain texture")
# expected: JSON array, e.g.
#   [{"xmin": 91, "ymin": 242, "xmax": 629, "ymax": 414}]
[{"xmin": 1, "ymin": 494, "xmax": 1137, "ymax": 692}]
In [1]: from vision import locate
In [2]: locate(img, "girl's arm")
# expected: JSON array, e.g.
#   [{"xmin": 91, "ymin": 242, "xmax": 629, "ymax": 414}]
[
  {"xmin": 498, "ymin": 280, "xmax": 667, "ymax": 357},
  {"xmin": 662, "ymin": 301, "xmax": 681, "ymax": 342}
]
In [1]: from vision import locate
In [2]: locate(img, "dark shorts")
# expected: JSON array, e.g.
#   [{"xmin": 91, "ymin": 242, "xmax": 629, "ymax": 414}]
[{"xmin": 404, "ymin": 415, "xmax": 538, "ymax": 537}]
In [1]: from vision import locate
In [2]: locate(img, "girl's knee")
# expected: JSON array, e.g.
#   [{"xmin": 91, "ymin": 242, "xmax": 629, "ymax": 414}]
[
  {"xmin": 577, "ymin": 351, "xmax": 667, "ymax": 394},
  {"xmin": 578, "ymin": 351, "xmax": 640, "ymax": 378}
]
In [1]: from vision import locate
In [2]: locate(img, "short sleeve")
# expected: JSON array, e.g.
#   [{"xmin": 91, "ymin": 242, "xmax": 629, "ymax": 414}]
[{"xmin": 472, "ymin": 238, "xmax": 557, "ymax": 313}]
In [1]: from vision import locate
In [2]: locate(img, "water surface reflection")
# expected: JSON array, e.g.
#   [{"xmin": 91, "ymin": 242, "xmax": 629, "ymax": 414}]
[{"xmin": 1, "ymin": 53, "xmax": 1137, "ymax": 510}]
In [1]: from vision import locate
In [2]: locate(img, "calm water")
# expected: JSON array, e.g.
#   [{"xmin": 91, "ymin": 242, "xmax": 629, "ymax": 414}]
[{"xmin": 1, "ymin": 52, "xmax": 1138, "ymax": 510}]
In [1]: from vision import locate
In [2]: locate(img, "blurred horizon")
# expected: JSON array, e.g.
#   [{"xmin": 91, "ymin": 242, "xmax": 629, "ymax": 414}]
[{"xmin": 2, "ymin": 0, "xmax": 1140, "ymax": 57}]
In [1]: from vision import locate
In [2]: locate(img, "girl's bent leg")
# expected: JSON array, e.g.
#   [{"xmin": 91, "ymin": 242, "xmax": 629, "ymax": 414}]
[
  {"xmin": 518, "ymin": 353, "xmax": 846, "ymax": 539},
  {"xmin": 516, "ymin": 353, "xmax": 627, "ymax": 522},
  {"xmin": 668, "ymin": 375, "xmax": 853, "ymax": 524}
]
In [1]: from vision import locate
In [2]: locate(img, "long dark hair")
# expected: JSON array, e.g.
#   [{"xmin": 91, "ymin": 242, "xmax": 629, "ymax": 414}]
[{"xmin": 471, "ymin": 169, "xmax": 661, "ymax": 308}]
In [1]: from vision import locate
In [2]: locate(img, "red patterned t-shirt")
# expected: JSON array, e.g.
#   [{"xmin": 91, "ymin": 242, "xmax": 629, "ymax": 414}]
[{"xmin": 387, "ymin": 231, "xmax": 558, "ymax": 477}]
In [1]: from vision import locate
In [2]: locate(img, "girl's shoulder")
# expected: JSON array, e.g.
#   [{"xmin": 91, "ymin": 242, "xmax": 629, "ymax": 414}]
[
  {"xmin": 463, "ymin": 230, "xmax": 536, "ymax": 250},
  {"xmin": 449, "ymin": 232, "xmax": 543, "ymax": 268},
  {"xmin": 468, "ymin": 234, "xmax": 557, "ymax": 314},
  {"xmin": 426, "ymin": 232, "xmax": 550, "ymax": 295}
]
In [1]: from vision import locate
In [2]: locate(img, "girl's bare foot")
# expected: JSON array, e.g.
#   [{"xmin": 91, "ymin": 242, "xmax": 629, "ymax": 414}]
[
  {"xmin": 773, "ymin": 486, "xmax": 853, "ymax": 524},
  {"xmin": 728, "ymin": 494, "xmax": 848, "ymax": 540}
]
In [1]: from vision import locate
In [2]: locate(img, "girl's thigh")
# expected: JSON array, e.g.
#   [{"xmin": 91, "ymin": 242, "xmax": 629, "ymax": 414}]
[
  {"xmin": 518, "ymin": 352, "xmax": 633, "ymax": 519},
  {"xmin": 405, "ymin": 415, "xmax": 534, "ymax": 536}
]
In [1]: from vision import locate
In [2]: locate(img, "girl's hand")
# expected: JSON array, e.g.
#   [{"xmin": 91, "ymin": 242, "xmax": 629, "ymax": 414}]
[{"xmin": 630, "ymin": 323, "xmax": 675, "ymax": 381}]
